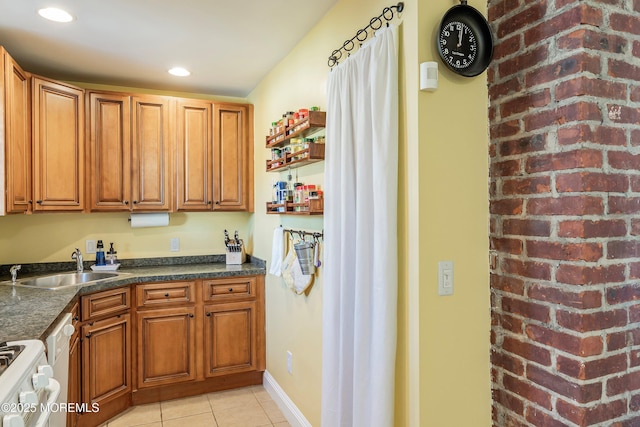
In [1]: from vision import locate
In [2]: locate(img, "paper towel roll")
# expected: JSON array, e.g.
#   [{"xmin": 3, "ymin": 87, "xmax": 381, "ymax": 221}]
[{"xmin": 129, "ymin": 213, "xmax": 170, "ymax": 228}]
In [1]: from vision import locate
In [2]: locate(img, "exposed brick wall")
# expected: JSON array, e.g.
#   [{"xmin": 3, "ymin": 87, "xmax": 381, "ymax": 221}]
[{"xmin": 488, "ymin": 0, "xmax": 640, "ymax": 425}]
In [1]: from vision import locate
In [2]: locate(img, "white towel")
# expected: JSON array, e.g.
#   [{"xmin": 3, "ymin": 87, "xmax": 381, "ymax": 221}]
[{"xmin": 269, "ymin": 226, "xmax": 285, "ymax": 276}]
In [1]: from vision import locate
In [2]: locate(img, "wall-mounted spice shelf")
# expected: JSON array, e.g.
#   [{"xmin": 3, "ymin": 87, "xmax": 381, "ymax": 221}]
[
  {"xmin": 265, "ymin": 111, "xmax": 326, "ymax": 149},
  {"xmin": 266, "ymin": 143, "xmax": 325, "ymax": 172},
  {"xmin": 266, "ymin": 199, "xmax": 324, "ymax": 215}
]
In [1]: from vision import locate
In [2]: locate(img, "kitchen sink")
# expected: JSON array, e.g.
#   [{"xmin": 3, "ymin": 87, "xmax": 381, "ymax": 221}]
[{"xmin": 3, "ymin": 272, "xmax": 121, "ymax": 290}]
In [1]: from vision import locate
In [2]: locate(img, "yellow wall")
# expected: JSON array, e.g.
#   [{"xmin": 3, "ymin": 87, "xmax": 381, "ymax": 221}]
[{"xmin": 249, "ymin": 0, "xmax": 490, "ymax": 425}]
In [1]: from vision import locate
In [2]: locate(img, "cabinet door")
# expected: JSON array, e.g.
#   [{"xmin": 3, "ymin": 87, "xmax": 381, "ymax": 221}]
[
  {"xmin": 67, "ymin": 333, "xmax": 81, "ymax": 427},
  {"xmin": 4, "ymin": 51, "xmax": 31, "ymax": 214},
  {"xmin": 82, "ymin": 313, "xmax": 131, "ymax": 405},
  {"xmin": 176, "ymin": 99, "xmax": 213, "ymax": 211},
  {"xmin": 131, "ymin": 95, "xmax": 171, "ymax": 211},
  {"xmin": 203, "ymin": 301, "xmax": 257, "ymax": 377},
  {"xmin": 32, "ymin": 76, "xmax": 84, "ymax": 211},
  {"xmin": 213, "ymin": 103, "xmax": 253, "ymax": 211},
  {"xmin": 137, "ymin": 306, "xmax": 197, "ymax": 388},
  {"xmin": 87, "ymin": 91, "xmax": 131, "ymax": 211}
]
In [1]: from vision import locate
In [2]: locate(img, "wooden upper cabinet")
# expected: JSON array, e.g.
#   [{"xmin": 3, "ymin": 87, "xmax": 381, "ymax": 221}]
[
  {"xmin": 176, "ymin": 99, "xmax": 213, "ymax": 211},
  {"xmin": 87, "ymin": 91, "xmax": 131, "ymax": 211},
  {"xmin": 131, "ymin": 95, "xmax": 171, "ymax": 211},
  {"xmin": 3, "ymin": 50, "xmax": 31, "ymax": 214},
  {"xmin": 32, "ymin": 76, "xmax": 84, "ymax": 212},
  {"xmin": 213, "ymin": 103, "xmax": 253, "ymax": 212}
]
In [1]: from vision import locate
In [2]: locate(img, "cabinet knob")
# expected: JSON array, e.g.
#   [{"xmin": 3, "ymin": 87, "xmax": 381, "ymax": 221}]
[
  {"xmin": 133, "ymin": 200, "xmax": 138, "ymax": 204},
  {"xmin": 208, "ymin": 201, "xmax": 212, "ymax": 205},
  {"xmin": 228, "ymin": 288, "xmax": 233, "ymax": 292},
  {"xmin": 85, "ymin": 333, "xmax": 92, "ymax": 339},
  {"xmin": 36, "ymin": 200, "xmax": 43, "ymax": 204},
  {"xmin": 73, "ymin": 316, "xmax": 79, "ymax": 321},
  {"xmin": 206, "ymin": 312, "xmax": 211, "ymax": 317},
  {"xmin": 164, "ymin": 293, "xmax": 170, "ymax": 297},
  {"xmin": 215, "ymin": 201, "xmax": 220, "ymax": 205},
  {"xmin": 124, "ymin": 200, "xmax": 129, "ymax": 205},
  {"xmin": 189, "ymin": 313, "xmax": 194, "ymax": 318},
  {"xmin": 28, "ymin": 200, "xmax": 33, "ymax": 204}
]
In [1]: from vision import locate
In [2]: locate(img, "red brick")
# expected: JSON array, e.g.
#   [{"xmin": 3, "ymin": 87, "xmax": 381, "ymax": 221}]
[
  {"xmin": 493, "ymin": 311, "xmax": 524, "ymax": 335},
  {"xmin": 631, "ymin": 176, "xmax": 640, "ymax": 192},
  {"xmin": 527, "ymin": 196, "xmax": 603, "ymax": 216},
  {"xmin": 525, "ymin": 54, "xmax": 601, "ymax": 88},
  {"xmin": 496, "ymin": 1, "xmax": 548, "ymax": 38},
  {"xmin": 556, "ymin": 77, "xmax": 627, "ymax": 100},
  {"xmin": 608, "ymin": 241, "xmax": 640, "ymax": 259},
  {"xmin": 557, "ymin": 353, "xmax": 627, "ymax": 380},
  {"xmin": 491, "ymin": 274, "xmax": 525, "ymax": 295},
  {"xmin": 500, "ymin": 134, "xmax": 547, "ymax": 156},
  {"xmin": 609, "ymin": 197, "xmax": 640, "ymax": 214},
  {"xmin": 502, "ymin": 297, "xmax": 551, "ymax": 323},
  {"xmin": 492, "ymin": 389, "xmax": 525, "ymax": 416},
  {"xmin": 499, "ymin": 46, "xmax": 549, "ymax": 79},
  {"xmin": 557, "ymin": 309, "xmax": 627, "ymax": 332},
  {"xmin": 631, "ymin": 303, "xmax": 640, "ymax": 322},
  {"xmin": 632, "ymin": 220, "xmax": 640, "ymax": 236},
  {"xmin": 503, "ymin": 373, "xmax": 553, "ymax": 410},
  {"xmin": 558, "ymin": 219, "xmax": 626, "ymax": 238},
  {"xmin": 557, "ymin": 398, "xmax": 627, "ymax": 425},
  {"xmin": 526, "ymin": 324, "xmax": 603, "ymax": 357},
  {"xmin": 607, "ymin": 285, "xmax": 640, "ymax": 305},
  {"xmin": 527, "ymin": 365, "xmax": 602, "ymax": 403},
  {"xmin": 632, "ymin": 393, "xmax": 640, "ymax": 411},
  {"xmin": 632, "ymin": 350, "xmax": 640, "ymax": 367},
  {"xmin": 606, "ymin": 103, "xmax": 640, "ymax": 124},
  {"xmin": 611, "ymin": 12, "xmax": 640, "ymax": 35},
  {"xmin": 503, "ymin": 259, "xmax": 552, "ymax": 280},
  {"xmin": 525, "ymin": 406, "xmax": 570, "ymax": 427},
  {"xmin": 492, "ymin": 237, "xmax": 524, "ymax": 255},
  {"xmin": 493, "ymin": 35, "xmax": 522, "ymax": 63},
  {"xmin": 524, "ymin": 102, "xmax": 601, "ymax": 131},
  {"xmin": 491, "ymin": 159, "xmax": 521, "ymax": 177},
  {"xmin": 556, "ymin": 264, "xmax": 626, "ymax": 285},
  {"xmin": 491, "ymin": 198, "xmax": 524, "ymax": 215},
  {"xmin": 607, "ymin": 331, "xmax": 627, "ymax": 351},
  {"xmin": 524, "ymin": 4, "xmax": 602, "ymax": 46},
  {"xmin": 492, "ymin": 350, "xmax": 525, "ymax": 375},
  {"xmin": 556, "ymin": 125, "xmax": 625, "ymax": 147},
  {"xmin": 557, "ymin": 28, "xmax": 627, "ymax": 54},
  {"xmin": 503, "ymin": 336, "xmax": 552, "ymax": 366},
  {"xmin": 488, "ymin": 0, "xmax": 522, "ymax": 22},
  {"xmin": 503, "ymin": 177, "xmax": 551, "ymax": 195},
  {"xmin": 491, "ymin": 119, "xmax": 521, "ymax": 139},
  {"xmin": 501, "ymin": 90, "xmax": 552, "ymax": 118},
  {"xmin": 528, "ymin": 284, "xmax": 602, "ymax": 309},
  {"xmin": 609, "ymin": 151, "xmax": 640, "ymax": 170},
  {"xmin": 607, "ymin": 371, "xmax": 640, "ymax": 396},
  {"xmin": 504, "ymin": 219, "xmax": 551, "ymax": 237},
  {"xmin": 556, "ymin": 172, "xmax": 628, "ymax": 193},
  {"xmin": 527, "ymin": 241, "xmax": 603, "ymax": 262},
  {"xmin": 526, "ymin": 149, "xmax": 602, "ymax": 172},
  {"xmin": 489, "ymin": 77, "xmax": 522, "ymax": 100}
]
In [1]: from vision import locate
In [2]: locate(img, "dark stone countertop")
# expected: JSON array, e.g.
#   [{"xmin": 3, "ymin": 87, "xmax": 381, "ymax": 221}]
[{"xmin": 0, "ymin": 256, "xmax": 265, "ymax": 343}]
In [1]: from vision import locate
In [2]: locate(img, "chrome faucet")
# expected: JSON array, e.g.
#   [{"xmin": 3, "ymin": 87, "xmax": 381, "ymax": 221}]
[
  {"xmin": 9, "ymin": 265, "xmax": 21, "ymax": 283},
  {"xmin": 71, "ymin": 248, "xmax": 83, "ymax": 273}
]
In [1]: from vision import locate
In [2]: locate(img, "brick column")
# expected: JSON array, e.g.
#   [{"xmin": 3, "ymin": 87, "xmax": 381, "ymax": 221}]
[{"xmin": 488, "ymin": 1, "xmax": 640, "ymax": 425}]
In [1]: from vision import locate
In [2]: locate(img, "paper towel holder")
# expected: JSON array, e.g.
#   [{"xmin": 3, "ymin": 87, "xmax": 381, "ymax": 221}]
[
  {"xmin": 128, "ymin": 212, "xmax": 170, "ymax": 228},
  {"xmin": 420, "ymin": 61, "xmax": 438, "ymax": 91}
]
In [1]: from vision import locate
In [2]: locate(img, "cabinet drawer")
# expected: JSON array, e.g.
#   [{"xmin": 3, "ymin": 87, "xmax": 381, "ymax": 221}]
[
  {"xmin": 81, "ymin": 287, "xmax": 130, "ymax": 321},
  {"xmin": 136, "ymin": 281, "xmax": 196, "ymax": 307},
  {"xmin": 203, "ymin": 277, "xmax": 256, "ymax": 302}
]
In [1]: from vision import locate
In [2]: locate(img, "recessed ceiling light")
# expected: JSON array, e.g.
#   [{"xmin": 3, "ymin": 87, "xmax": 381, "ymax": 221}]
[
  {"xmin": 38, "ymin": 7, "xmax": 74, "ymax": 23},
  {"xmin": 168, "ymin": 67, "xmax": 191, "ymax": 77}
]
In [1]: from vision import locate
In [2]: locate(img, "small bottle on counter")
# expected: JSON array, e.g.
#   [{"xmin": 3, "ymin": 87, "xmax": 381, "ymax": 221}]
[
  {"xmin": 95, "ymin": 240, "xmax": 106, "ymax": 266},
  {"xmin": 107, "ymin": 243, "xmax": 118, "ymax": 265}
]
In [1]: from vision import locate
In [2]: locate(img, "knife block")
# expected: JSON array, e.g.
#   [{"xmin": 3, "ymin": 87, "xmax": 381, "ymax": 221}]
[{"xmin": 226, "ymin": 246, "xmax": 246, "ymax": 265}]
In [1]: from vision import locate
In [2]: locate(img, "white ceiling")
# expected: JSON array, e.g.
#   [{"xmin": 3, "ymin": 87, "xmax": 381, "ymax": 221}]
[{"xmin": 0, "ymin": 0, "xmax": 338, "ymax": 97}]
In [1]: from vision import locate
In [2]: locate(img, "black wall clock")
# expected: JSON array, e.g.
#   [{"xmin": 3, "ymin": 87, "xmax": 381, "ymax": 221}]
[{"xmin": 436, "ymin": 0, "xmax": 493, "ymax": 77}]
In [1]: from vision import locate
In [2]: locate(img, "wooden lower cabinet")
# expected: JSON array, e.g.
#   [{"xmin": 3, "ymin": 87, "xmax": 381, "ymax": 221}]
[
  {"xmin": 204, "ymin": 301, "xmax": 258, "ymax": 377},
  {"xmin": 136, "ymin": 306, "xmax": 197, "ymax": 388},
  {"xmin": 67, "ymin": 332, "xmax": 81, "ymax": 427}
]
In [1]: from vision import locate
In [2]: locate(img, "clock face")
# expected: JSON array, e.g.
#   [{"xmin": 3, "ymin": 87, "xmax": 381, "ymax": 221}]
[{"xmin": 439, "ymin": 21, "xmax": 477, "ymax": 70}]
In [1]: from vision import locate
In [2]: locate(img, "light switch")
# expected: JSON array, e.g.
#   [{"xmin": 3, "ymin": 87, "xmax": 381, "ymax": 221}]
[{"xmin": 438, "ymin": 261, "xmax": 454, "ymax": 296}]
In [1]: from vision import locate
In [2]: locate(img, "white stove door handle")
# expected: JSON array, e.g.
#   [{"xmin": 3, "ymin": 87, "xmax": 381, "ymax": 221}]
[{"xmin": 33, "ymin": 378, "xmax": 61, "ymax": 427}]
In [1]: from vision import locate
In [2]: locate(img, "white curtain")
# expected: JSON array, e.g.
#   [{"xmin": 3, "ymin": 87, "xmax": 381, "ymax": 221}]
[{"xmin": 322, "ymin": 24, "xmax": 399, "ymax": 427}]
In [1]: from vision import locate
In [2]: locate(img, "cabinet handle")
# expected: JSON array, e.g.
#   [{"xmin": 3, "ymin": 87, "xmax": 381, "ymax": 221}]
[
  {"xmin": 215, "ymin": 201, "xmax": 220, "ymax": 205},
  {"xmin": 36, "ymin": 200, "xmax": 43, "ymax": 204},
  {"xmin": 206, "ymin": 312, "xmax": 211, "ymax": 317},
  {"xmin": 228, "ymin": 288, "xmax": 233, "ymax": 292},
  {"xmin": 164, "ymin": 293, "xmax": 170, "ymax": 297},
  {"xmin": 133, "ymin": 200, "xmax": 138, "ymax": 204},
  {"xmin": 124, "ymin": 200, "xmax": 129, "ymax": 205},
  {"xmin": 73, "ymin": 316, "xmax": 79, "ymax": 321},
  {"xmin": 28, "ymin": 200, "xmax": 33, "ymax": 204},
  {"xmin": 85, "ymin": 333, "xmax": 92, "ymax": 339},
  {"xmin": 88, "ymin": 322, "xmax": 94, "ymax": 326},
  {"xmin": 189, "ymin": 314, "xmax": 194, "ymax": 318},
  {"xmin": 208, "ymin": 201, "xmax": 212, "ymax": 205}
]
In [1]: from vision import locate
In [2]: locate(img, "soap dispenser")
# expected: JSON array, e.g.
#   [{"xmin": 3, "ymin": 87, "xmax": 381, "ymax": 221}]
[
  {"xmin": 107, "ymin": 242, "xmax": 118, "ymax": 265},
  {"xmin": 95, "ymin": 240, "xmax": 106, "ymax": 266}
]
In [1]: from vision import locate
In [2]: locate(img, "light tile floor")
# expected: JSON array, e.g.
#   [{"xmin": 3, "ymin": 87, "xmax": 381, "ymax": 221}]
[{"xmin": 102, "ymin": 386, "xmax": 290, "ymax": 427}]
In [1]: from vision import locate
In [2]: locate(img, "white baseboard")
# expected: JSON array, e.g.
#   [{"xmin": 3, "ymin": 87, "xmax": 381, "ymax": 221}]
[{"xmin": 263, "ymin": 370, "xmax": 312, "ymax": 427}]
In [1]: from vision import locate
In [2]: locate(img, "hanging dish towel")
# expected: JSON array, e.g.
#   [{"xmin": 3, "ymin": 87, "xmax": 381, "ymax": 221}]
[
  {"xmin": 282, "ymin": 243, "xmax": 313, "ymax": 295},
  {"xmin": 269, "ymin": 226, "xmax": 285, "ymax": 276}
]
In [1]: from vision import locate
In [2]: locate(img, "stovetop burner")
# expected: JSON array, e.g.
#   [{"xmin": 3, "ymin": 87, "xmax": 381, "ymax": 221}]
[{"xmin": 0, "ymin": 342, "xmax": 25, "ymax": 376}]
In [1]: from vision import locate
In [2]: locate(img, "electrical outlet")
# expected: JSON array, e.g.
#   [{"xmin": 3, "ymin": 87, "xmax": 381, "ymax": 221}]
[
  {"xmin": 170, "ymin": 238, "xmax": 180, "ymax": 252},
  {"xmin": 85, "ymin": 240, "xmax": 96, "ymax": 254},
  {"xmin": 287, "ymin": 351, "xmax": 293, "ymax": 374}
]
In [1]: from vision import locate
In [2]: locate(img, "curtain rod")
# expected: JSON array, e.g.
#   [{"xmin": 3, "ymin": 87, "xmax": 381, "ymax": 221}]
[
  {"xmin": 327, "ymin": 2, "xmax": 404, "ymax": 68},
  {"xmin": 282, "ymin": 227, "xmax": 324, "ymax": 240}
]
